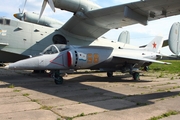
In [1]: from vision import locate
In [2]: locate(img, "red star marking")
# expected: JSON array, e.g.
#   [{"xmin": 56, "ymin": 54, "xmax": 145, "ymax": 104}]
[{"xmin": 153, "ymin": 42, "xmax": 157, "ymax": 48}]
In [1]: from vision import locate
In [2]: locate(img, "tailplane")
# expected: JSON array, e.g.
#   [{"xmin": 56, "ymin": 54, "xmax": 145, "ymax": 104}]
[{"xmin": 145, "ymin": 36, "xmax": 164, "ymax": 53}]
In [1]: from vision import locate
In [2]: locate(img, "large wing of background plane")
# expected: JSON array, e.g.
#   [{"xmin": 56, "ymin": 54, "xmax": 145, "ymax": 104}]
[{"xmin": 60, "ymin": 0, "xmax": 180, "ymax": 39}]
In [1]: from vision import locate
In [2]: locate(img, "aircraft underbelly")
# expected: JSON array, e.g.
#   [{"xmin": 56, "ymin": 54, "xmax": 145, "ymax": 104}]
[{"xmin": 89, "ymin": 56, "xmax": 145, "ymax": 70}]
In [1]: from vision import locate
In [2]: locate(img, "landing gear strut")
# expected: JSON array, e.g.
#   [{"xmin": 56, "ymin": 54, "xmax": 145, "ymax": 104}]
[
  {"xmin": 144, "ymin": 66, "xmax": 149, "ymax": 71},
  {"xmin": 107, "ymin": 72, "xmax": 113, "ymax": 77},
  {"xmin": 132, "ymin": 72, "xmax": 140, "ymax": 81},
  {"xmin": 52, "ymin": 70, "xmax": 64, "ymax": 84}
]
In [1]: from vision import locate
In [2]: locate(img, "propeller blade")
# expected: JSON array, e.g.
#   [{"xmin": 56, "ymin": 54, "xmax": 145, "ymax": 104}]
[
  {"xmin": 22, "ymin": 0, "xmax": 27, "ymax": 13},
  {"xmin": 47, "ymin": 0, "xmax": 55, "ymax": 12},
  {"xmin": 19, "ymin": 8, "xmax": 21, "ymax": 13},
  {"xmin": 38, "ymin": 0, "xmax": 47, "ymax": 23},
  {"xmin": 38, "ymin": 0, "xmax": 55, "ymax": 23}
]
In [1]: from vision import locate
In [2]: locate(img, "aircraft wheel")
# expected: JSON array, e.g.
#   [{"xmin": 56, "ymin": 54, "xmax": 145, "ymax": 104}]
[
  {"xmin": 144, "ymin": 66, "xmax": 149, "ymax": 71},
  {"xmin": 54, "ymin": 76, "xmax": 64, "ymax": 84},
  {"xmin": 107, "ymin": 72, "xmax": 113, "ymax": 77},
  {"xmin": 133, "ymin": 72, "xmax": 140, "ymax": 81}
]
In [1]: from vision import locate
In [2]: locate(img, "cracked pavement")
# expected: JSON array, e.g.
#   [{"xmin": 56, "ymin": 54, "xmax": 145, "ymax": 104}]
[{"xmin": 0, "ymin": 68, "xmax": 180, "ymax": 120}]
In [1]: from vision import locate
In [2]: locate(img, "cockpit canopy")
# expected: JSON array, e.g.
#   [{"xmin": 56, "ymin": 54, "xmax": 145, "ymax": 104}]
[
  {"xmin": 42, "ymin": 44, "xmax": 70, "ymax": 54},
  {"xmin": 0, "ymin": 18, "xmax": 10, "ymax": 25}
]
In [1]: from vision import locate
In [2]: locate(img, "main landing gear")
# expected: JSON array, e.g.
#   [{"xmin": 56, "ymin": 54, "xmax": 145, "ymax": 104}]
[
  {"xmin": 132, "ymin": 72, "xmax": 140, "ymax": 81},
  {"xmin": 107, "ymin": 71, "xmax": 140, "ymax": 80},
  {"xmin": 51, "ymin": 70, "xmax": 64, "ymax": 84},
  {"xmin": 107, "ymin": 72, "xmax": 113, "ymax": 77}
]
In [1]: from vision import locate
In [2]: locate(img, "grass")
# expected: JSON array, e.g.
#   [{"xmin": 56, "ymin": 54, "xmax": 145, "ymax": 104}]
[
  {"xmin": 149, "ymin": 110, "xmax": 179, "ymax": 120},
  {"xmin": 40, "ymin": 105, "xmax": 53, "ymax": 110},
  {"xmin": 31, "ymin": 99, "xmax": 38, "ymax": 102},
  {"xmin": 65, "ymin": 118, "xmax": 72, "ymax": 120},
  {"xmin": 23, "ymin": 93, "xmax": 30, "ymax": 97},
  {"xmin": 8, "ymin": 84, "xmax": 14, "ymax": 88},
  {"xmin": 149, "ymin": 60, "xmax": 180, "ymax": 74},
  {"xmin": 13, "ymin": 89, "xmax": 21, "ymax": 92}
]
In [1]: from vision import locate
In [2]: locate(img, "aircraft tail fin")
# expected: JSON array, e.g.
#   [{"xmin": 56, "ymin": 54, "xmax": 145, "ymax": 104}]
[
  {"xmin": 118, "ymin": 31, "xmax": 130, "ymax": 44},
  {"xmin": 168, "ymin": 22, "xmax": 180, "ymax": 55},
  {"xmin": 145, "ymin": 36, "xmax": 164, "ymax": 53}
]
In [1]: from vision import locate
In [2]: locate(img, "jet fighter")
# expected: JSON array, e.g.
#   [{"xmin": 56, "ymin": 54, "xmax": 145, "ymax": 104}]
[
  {"xmin": 6, "ymin": 36, "xmax": 170, "ymax": 84},
  {"xmin": 1, "ymin": 0, "xmax": 180, "ymax": 63}
]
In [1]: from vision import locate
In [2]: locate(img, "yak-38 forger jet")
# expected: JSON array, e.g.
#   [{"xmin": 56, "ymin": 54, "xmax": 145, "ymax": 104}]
[
  {"xmin": 4, "ymin": 0, "xmax": 180, "ymax": 84},
  {"xmin": 1, "ymin": 0, "xmax": 180, "ymax": 63},
  {"xmin": 6, "ymin": 35, "xmax": 171, "ymax": 84}
]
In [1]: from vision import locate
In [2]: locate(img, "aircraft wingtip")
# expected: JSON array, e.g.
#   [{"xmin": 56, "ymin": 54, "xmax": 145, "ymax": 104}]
[{"xmin": 5, "ymin": 65, "xmax": 9, "ymax": 69}]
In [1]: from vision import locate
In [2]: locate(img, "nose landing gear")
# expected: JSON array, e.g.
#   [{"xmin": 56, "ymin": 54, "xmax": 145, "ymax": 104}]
[
  {"xmin": 51, "ymin": 70, "xmax": 64, "ymax": 84},
  {"xmin": 107, "ymin": 72, "xmax": 113, "ymax": 77}
]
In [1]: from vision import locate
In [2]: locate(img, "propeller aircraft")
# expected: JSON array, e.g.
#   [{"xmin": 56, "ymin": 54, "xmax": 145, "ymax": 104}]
[{"xmin": 2, "ymin": 0, "xmax": 180, "ymax": 76}]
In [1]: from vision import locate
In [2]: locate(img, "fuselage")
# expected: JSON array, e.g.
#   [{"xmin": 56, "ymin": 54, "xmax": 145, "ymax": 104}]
[
  {"xmin": 0, "ymin": 17, "xmax": 139, "ymax": 63},
  {"xmin": 7, "ymin": 44, "xmax": 157, "ymax": 71}
]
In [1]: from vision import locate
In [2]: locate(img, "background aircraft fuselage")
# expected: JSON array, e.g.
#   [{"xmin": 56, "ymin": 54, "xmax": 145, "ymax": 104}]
[
  {"xmin": 0, "ymin": 17, "xmax": 137, "ymax": 63},
  {"xmin": 0, "ymin": 17, "xmax": 91, "ymax": 62}
]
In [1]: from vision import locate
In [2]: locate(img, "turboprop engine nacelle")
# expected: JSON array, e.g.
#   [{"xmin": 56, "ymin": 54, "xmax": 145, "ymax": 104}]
[
  {"xmin": 14, "ymin": 12, "xmax": 63, "ymax": 28},
  {"xmin": 53, "ymin": 0, "xmax": 101, "ymax": 13}
]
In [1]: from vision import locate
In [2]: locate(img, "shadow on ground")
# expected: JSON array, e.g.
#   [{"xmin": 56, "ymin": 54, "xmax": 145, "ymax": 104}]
[{"xmin": 0, "ymin": 68, "xmax": 179, "ymax": 111}]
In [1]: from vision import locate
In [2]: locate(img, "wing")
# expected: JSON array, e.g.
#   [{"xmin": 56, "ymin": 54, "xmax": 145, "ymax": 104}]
[
  {"xmin": 60, "ymin": 0, "xmax": 180, "ymax": 39},
  {"xmin": 113, "ymin": 55, "xmax": 171, "ymax": 65}
]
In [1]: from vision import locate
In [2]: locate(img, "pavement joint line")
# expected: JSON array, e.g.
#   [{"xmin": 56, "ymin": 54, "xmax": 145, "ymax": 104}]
[
  {"xmin": 23, "ymin": 93, "xmax": 63, "ymax": 118},
  {"xmin": 148, "ymin": 110, "xmax": 180, "ymax": 120},
  {"xmin": 1, "ymin": 67, "xmax": 180, "ymax": 120},
  {"xmin": 5, "ymin": 87, "xmax": 62, "ymax": 117}
]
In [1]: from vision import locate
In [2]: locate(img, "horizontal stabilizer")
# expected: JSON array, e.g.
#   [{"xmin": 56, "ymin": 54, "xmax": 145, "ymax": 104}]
[{"xmin": 168, "ymin": 22, "xmax": 180, "ymax": 55}]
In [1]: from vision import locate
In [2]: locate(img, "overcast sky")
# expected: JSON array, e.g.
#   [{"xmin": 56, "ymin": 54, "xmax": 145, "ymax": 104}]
[{"xmin": 0, "ymin": 0, "xmax": 180, "ymax": 55}]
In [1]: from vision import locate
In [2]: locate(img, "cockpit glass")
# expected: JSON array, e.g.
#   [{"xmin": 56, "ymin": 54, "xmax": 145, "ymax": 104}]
[
  {"xmin": 55, "ymin": 44, "xmax": 69, "ymax": 52},
  {"xmin": 0, "ymin": 19, "xmax": 3, "ymax": 24},
  {"xmin": 0, "ymin": 19, "xmax": 10, "ymax": 25},
  {"xmin": 42, "ymin": 44, "xmax": 70, "ymax": 54},
  {"xmin": 5, "ymin": 19, "xmax": 10, "ymax": 25},
  {"xmin": 42, "ymin": 46, "xmax": 58, "ymax": 54}
]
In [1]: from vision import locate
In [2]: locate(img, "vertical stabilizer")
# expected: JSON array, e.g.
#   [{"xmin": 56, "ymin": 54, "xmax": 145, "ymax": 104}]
[
  {"xmin": 145, "ymin": 36, "xmax": 164, "ymax": 53},
  {"xmin": 168, "ymin": 22, "xmax": 180, "ymax": 55},
  {"xmin": 118, "ymin": 31, "xmax": 130, "ymax": 44}
]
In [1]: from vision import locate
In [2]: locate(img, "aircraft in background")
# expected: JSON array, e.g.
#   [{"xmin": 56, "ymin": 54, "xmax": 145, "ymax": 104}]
[
  {"xmin": 1, "ymin": 0, "xmax": 180, "ymax": 63},
  {"xmin": 14, "ymin": 12, "xmax": 63, "ymax": 28},
  {"xmin": 0, "ymin": 16, "xmax": 130, "ymax": 63},
  {"xmin": 0, "ymin": 17, "xmax": 58, "ymax": 62},
  {"xmin": 168, "ymin": 22, "xmax": 180, "ymax": 56},
  {"xmin": 6, "ymin": 35, "xmax": 170, "ymax": 84}
]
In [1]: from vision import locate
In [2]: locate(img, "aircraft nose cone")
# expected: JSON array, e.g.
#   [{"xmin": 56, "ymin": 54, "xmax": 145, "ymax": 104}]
[
  {"xmin": 13, "ymin": 14, "xmax": 17, "ymax": 18},
  {"xmin": 8, "ymin": 57, "xmax": 39, "ymax": 70},
  {"xmin": 5, "ymin": 65, "xmax": 9, "ymax": 69},
  {"xmin": 13, "ymin": 13, "xmax": 23, "ymax": 20}
]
